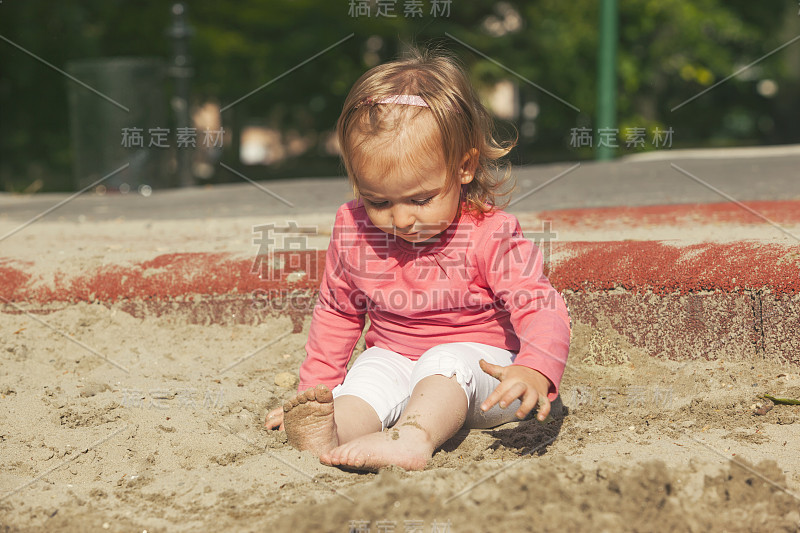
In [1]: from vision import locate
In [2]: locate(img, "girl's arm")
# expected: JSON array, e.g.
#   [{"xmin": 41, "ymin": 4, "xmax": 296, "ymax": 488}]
[
  {"xmin": 479, "ymin": 214, "xmax": 571, "ymax": 402},
  {"xmin": 297, "ymin": 208, "xmax": 367, "ymax": 391},
  {"xmin": 267, "ymin": 207, "xmax": 365, "ymax": 430}
]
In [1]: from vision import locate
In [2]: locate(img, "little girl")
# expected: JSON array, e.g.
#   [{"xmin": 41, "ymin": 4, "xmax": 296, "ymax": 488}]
[{"xmin": 265, "ymin": 48, "xmax": 570, "ymax": 471}]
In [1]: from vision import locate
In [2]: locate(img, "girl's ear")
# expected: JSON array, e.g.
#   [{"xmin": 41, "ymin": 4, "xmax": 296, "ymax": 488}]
[{"xmin": 458, "ymin": 148, "xmax": 479, "ymax": 185}]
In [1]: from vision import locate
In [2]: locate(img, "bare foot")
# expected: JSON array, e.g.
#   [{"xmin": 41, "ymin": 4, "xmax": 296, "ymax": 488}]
[
  {"xmin": 283, "ymin": 385, "xmax": 338, "ymax": 456},
  {"xmin": 319, "ymin": 424, "xmax": 433, "ymax": 471}
]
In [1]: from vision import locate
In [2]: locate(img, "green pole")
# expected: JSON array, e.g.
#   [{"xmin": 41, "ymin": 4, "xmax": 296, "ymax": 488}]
[{"xmin": 596, "ymin": 0, "xmax": 618, "ymax": 161}]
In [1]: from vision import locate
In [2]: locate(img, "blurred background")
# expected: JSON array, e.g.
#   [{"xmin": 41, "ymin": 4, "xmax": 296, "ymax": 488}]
[{"xmin": 0, "ymin": 0, "xmax": 798, "ymax": 194}]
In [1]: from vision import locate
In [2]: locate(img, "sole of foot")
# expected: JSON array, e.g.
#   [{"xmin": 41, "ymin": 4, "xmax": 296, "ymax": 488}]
[{"xmin": 283, "ymin": 384, "xmax": 339, "ymax": 456}]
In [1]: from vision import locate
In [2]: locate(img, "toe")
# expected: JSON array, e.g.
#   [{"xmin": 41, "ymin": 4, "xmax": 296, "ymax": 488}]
[
  {"xmin": 351, "ymin": 451, "xmax": 368, "ymax": 469},
  {"xmin": 296, "ymin": 391, "xmax": 310, "ymax": 404},
  {"xmin": 302, "ymin": 387, "xmax": 317, "ymax": 402},
  {"xmin": 331, "ymin": 447, "xmax": 347, "ymax": 465},
  {"xmin": 344, "ymin": 447, "xmax": 363, "ymax": 467},
  {"xmin": 287, "ymin": 394, "xmax": 303, "ymax": 408},
  {"xmin": 314, "ymin": 384, "xmax": 333, "ymax": 403},
  {"xmin": 327, "ymin": 444, "xmax": 348, "ymax": 465}
]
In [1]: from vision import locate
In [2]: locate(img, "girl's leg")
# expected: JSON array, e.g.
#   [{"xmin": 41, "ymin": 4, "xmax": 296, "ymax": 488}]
[
  {"xmin": 283, "ymin": 347, "xmax": 413, "ymax": 455},
  {"xmin": 394, "ymin": 342, "xmax": 522, "ymax": 433},
  {"xmin": 394, "ymin": 374, "xmax": 468, "ymax": 449},
  {"xmin": 331, "ymin": 395, "xmax": 382, "ymax": 443},
  {"xmin": 423, "ymin": 342, "xmax": 522, "ymax": 429},
  {"xmin": 319, "ymin": 342, "xmax": 521, "ymax": 470},
  {"xmin": 319, "ymin": 374, "xmax": 467, "ymax": 471}
]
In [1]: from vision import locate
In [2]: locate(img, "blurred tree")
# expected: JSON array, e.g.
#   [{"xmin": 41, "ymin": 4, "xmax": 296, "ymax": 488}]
[
  {"xmin": 0, "ymin": 0, "xmax": 170, "ymax": 192},
  {"xmin": 441, "ymin": 0, "xmax": 789, "ymax": 159},
  {"xmin": 0, "ymin": 0, "xmax": 795, "ymax": 192}
]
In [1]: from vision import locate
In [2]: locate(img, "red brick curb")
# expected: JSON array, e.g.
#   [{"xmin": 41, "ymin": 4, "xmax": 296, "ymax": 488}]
[
  {"xmin": 535, "ymin": 200, "xmax": 800, "ymax": 229},
  {"xmin": 2, "ymin": 240, "xmax": 797, "ymax": 365}
]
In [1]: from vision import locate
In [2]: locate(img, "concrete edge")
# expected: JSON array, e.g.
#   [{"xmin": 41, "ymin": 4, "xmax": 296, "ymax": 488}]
[
  {"xmin": 2, "ymin": 241, "xmax": 798, "ymax": 365},
  {"xmin": 531, "ymin": 200, "xmax": 800, "ymax": 228},
  {"xmin": 2, "ymin": 241, "xmax": 798, "ymax": 303},
  {"xmin": 621, "ymin": 143, "xmax": 800, "ymax": 162}
]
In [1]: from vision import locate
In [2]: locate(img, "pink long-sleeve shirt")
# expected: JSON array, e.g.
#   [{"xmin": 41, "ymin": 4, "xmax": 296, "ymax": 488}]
[{"xmin": 299, "ymin": 200, "xmax": 571, "ymax": 400}]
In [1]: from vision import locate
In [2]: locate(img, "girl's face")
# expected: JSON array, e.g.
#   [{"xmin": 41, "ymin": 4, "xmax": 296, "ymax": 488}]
[{"xmin": 356, "ymin": 147, "xmax": 474, "ymax": 244}]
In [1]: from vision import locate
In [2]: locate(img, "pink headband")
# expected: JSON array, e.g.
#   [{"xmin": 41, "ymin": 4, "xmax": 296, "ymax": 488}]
[
  {"xmin": 360, "ymin": 94, "xmax": 429, "ymax": 108},
  {"xmin": 377, "ymin": 94, "xmax": 429, "ymax": 107}
]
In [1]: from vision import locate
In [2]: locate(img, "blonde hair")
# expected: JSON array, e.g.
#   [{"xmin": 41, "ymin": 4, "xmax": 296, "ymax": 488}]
[{"xmin": 336, "ymin": 47, "xmax": 516, "ymax": 216}]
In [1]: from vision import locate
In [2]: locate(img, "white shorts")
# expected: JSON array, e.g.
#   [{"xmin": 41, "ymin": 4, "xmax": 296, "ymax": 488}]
[{"xmin": 331, "ymin": 342, "xmax": 522, "ymax": 430}]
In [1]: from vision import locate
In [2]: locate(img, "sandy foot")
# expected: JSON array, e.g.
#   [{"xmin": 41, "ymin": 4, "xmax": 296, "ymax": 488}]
[
  {"xmin": 319, "ymin": 424, "xmax": 433, "ymax": 471},
  {"xmin": 283, "ymin": 385, "xmax": 339, "ymax": 456}
]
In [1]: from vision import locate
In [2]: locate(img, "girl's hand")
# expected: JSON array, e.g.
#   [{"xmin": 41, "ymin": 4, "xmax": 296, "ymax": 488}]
[
  {"xmin": 265, "ymin": 407, "xmax": 285, "ymax": 430},
  {"xmin": 479, "ymin": 360, "xmax": 552, "ymax": 422}
]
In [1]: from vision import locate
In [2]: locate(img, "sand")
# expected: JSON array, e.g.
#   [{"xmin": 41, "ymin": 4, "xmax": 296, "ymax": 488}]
[
  {"xmin": 2, "ymin": 303, "xmax": 799, "ymax": 532},
  {"xmin": 2, "ymin": 195, "xmax": 799, "ymax": 531}
]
